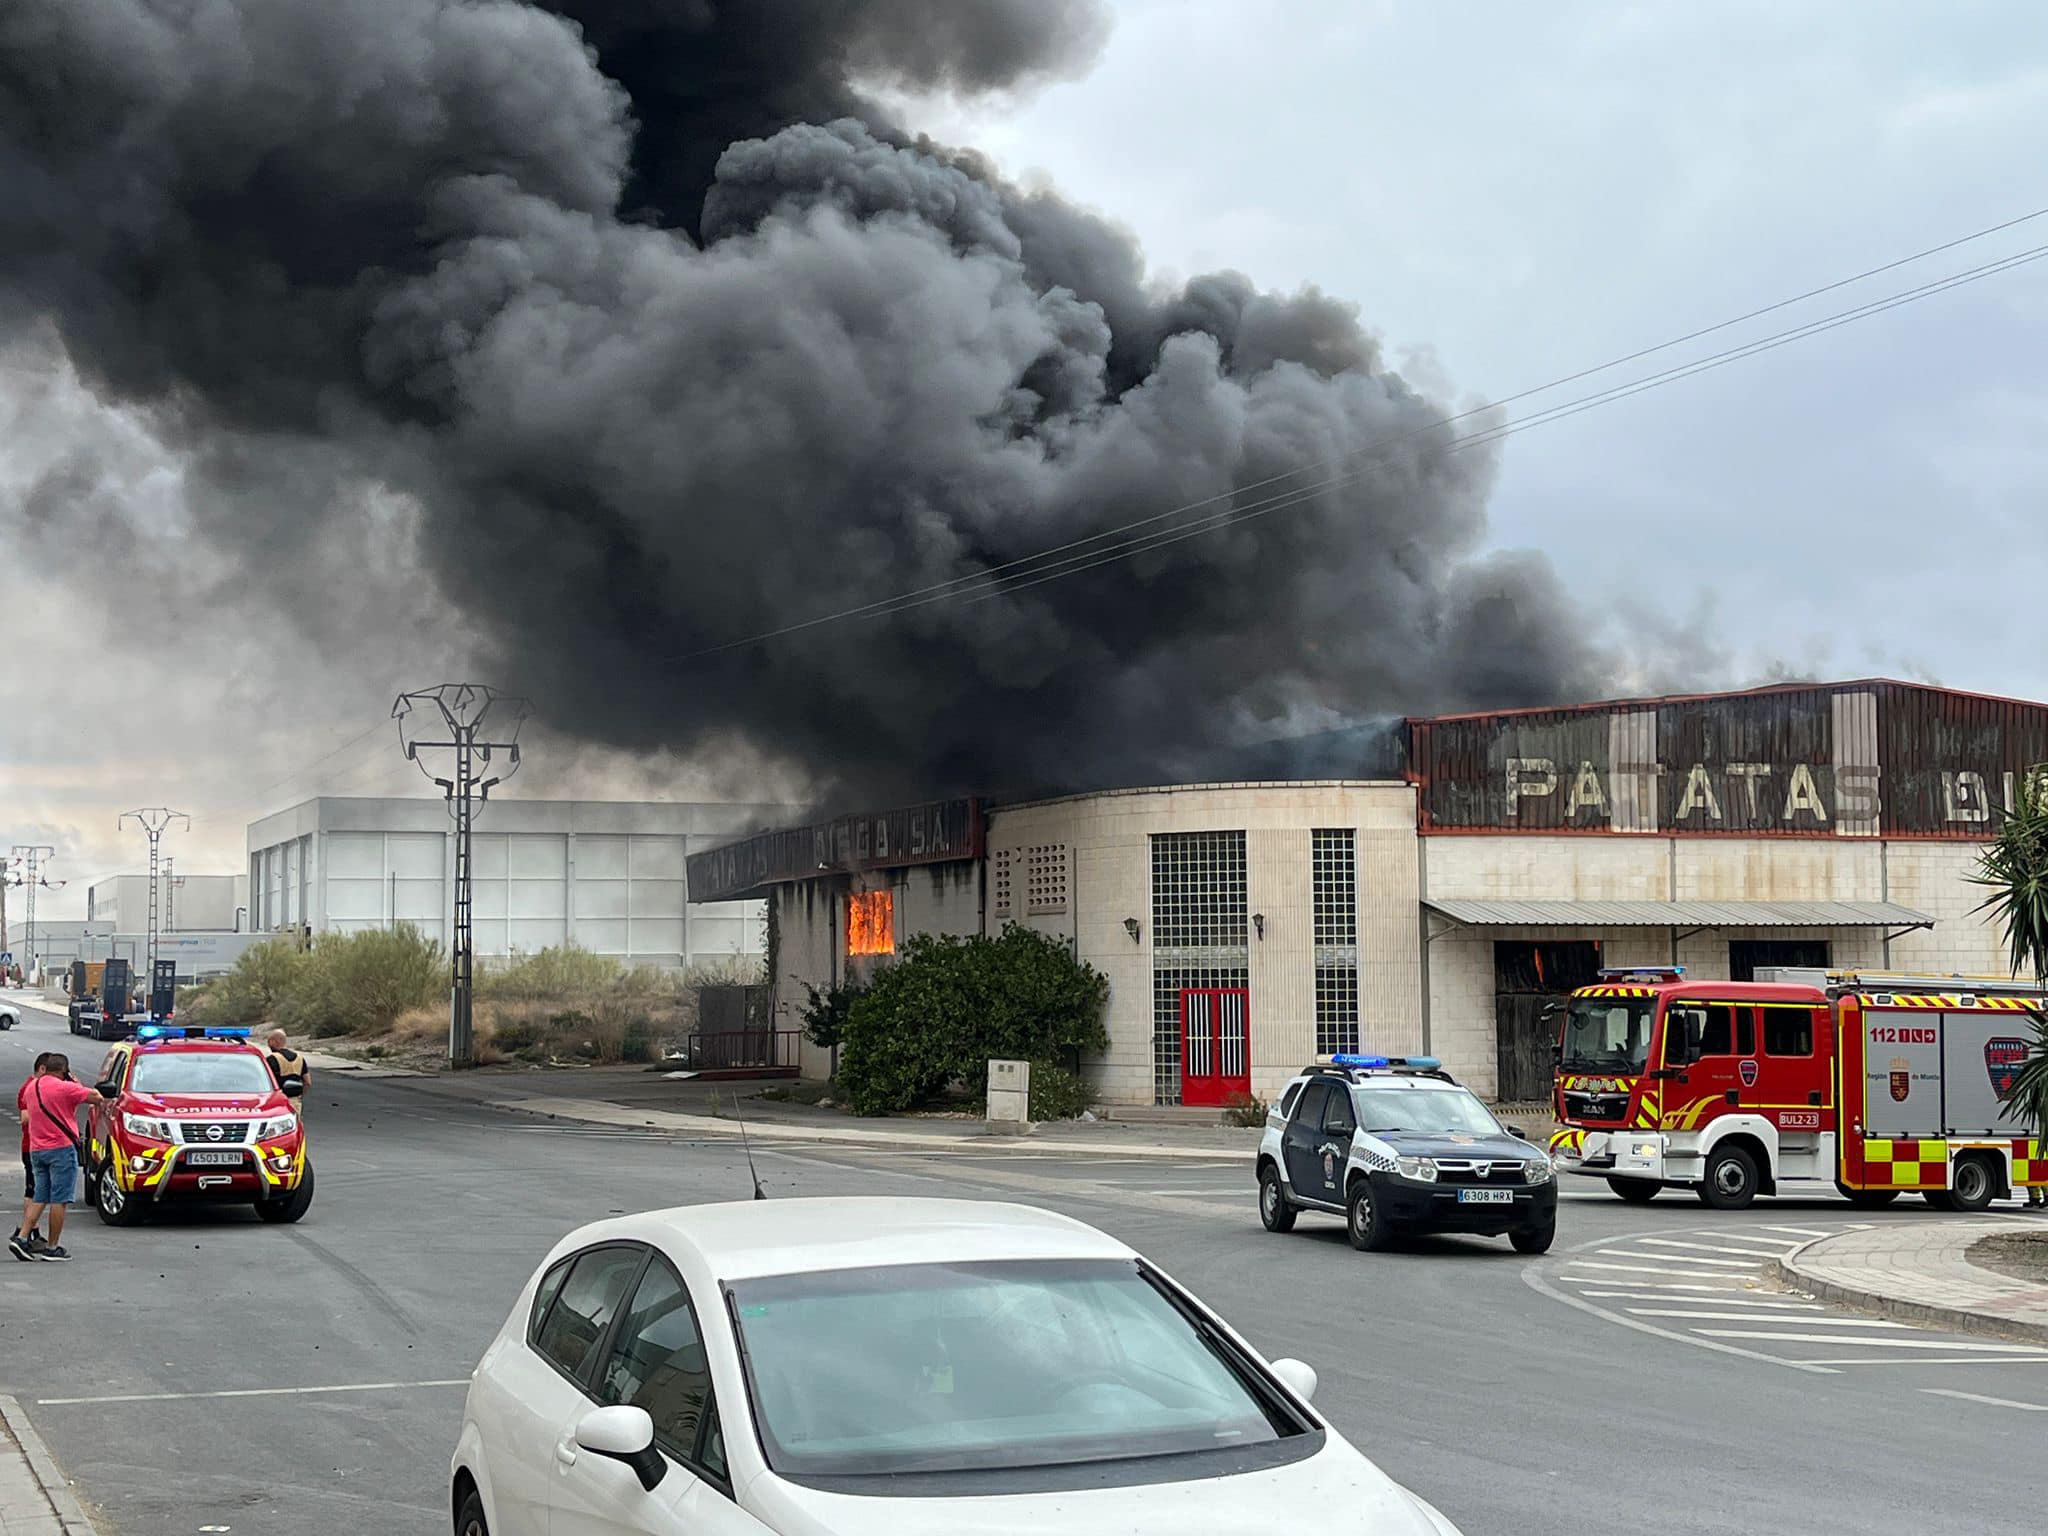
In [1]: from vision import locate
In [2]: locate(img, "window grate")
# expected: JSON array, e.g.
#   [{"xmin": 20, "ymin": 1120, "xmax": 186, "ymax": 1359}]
[
  {"xmin": 1025, "ymin": 844, "xmax": 1069, "ymax": 914},
  {"xmin": 1153, "ymin": 966, "xmax": 1249, "ymax": 1105},
  {"xmin": 1150, "ymin": 831, "xmax": 1247, "ymax": 950},
  {"xmin": 1310, "ymin": 829, "xmax": 1357, "ymax": 947},
  {"xmin": 991, "ymin": 849, "xmax": 1013, "ymax": 918},
  {"xmin": 1315, "ymin": 966, "xmax": 1360, "ymax": 1056}
]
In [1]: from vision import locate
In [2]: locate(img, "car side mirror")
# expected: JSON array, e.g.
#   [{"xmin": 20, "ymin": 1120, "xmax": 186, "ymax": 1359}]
[
  {"xmin": 1270, "ymin": 1357, "xmax": 1318, "ymax": 1404},
  {"xmin": 281, "ymin": 1080, "xmax": 304, "ymax": 1099},
  {"xmin": 1506, "ymin": 1125, "xmax": 1529, "ymax": 1140},
  {"xmin": 95, "ymin": 1081, "xmax": 119, "ymax": 1100},
  {"xmin": 574, "ymin": 1405, "xmax": 665, "ymax": 1491}
]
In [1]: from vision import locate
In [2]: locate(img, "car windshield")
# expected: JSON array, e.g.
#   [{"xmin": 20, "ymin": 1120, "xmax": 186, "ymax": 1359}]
[
  {"xmin": 1353, "ymin": 1086, "xmax": 1502, "ymax": 1136},
  {"xmin": 1559, "ymin": 998, "xmax": 1654, "ymax": 1073},
  {"xmin": 727, "ymin": 1259, "xmax": 1296, "ymax": 1477},
  {"xmin": 129, "ymin": 1053, "xmax": 274, "ymax": 1096}
]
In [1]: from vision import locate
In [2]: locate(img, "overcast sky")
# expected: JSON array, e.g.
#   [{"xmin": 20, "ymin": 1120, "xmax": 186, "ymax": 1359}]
[{"xmin": 6, "ymin": 0, "xmax": 2046, "ymax": 921}]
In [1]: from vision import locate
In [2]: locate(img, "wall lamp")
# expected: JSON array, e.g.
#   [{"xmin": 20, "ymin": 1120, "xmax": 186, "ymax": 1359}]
[
  {"xmin": 1123, "ymin": 917, "xmax": 1142, "ymax": 943},
  {"xmin": 1253, "ymin": 913, "xmax": 1266, "ymax": 941}
]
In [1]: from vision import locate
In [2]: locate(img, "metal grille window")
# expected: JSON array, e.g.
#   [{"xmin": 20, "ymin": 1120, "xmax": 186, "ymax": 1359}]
[
  {"xmin": 1025, "ymin": 844, "xmax": 1069, "ymax": 914},
  {"xmin": 991, "ymin": 849, "xmax": 1013, "ymax": 918},
  {"xmin": 1150, "ymin": 831, "xmax": 1248, "ymax": 951},
  {"xmin": 1153, "ymin": 966, "xmax": 1249, "ymax": 1105},
  {"xmin": 1315, "ymin": 967, "xmax": 1360, "ymax": 1057}
]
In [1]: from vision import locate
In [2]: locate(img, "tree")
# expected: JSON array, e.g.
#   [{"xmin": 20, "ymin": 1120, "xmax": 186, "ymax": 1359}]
[{"xmin": 1974, "ymin": 779, "xmax": 2048, "ymax": 1163}]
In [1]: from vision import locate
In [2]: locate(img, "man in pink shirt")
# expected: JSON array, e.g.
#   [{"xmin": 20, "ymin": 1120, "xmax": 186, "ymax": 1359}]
[{"xmin": 14, "ymin": 1053, "xmax": 97, "ymax": 1262}]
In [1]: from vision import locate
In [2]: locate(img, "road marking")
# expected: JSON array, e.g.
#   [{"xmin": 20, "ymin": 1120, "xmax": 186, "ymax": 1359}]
[
  {"xmin": 1582, "ymin": 1292, "xmax": 1820, "ymax": 1308},
  {"xmin": 1800, "ymin": 1355, "xmax": 2048, "ymax": 1366},
  {"xmin": 1626, "ymin": 1309, "xmax": 1912, "ymax": 1326},
  {"xmin": 1761, "ymin": 1224, "xmax": 1835, "ymax": 1237},
  {"xmin": 1559, "ymin": 1276, "xmax": 1784, "ymax": 1293},
  {"xmin": 1560, "ymin": 1262, "xmax": 1763, "ymax": 1280},
  {"xmin": 39, "ymin": 1378, "xmax": 471, "ymax": 1406},
  {"xmin": 1519, "ymin": 1266, "xmax": 1837, "ymax": 1374},
  {"xmin": 1920, "ymin": 1388, "xmax": 2048, "ymax": 1410},
  {"xmin": 1592, "ymin": 1250, "xmax": 1762, "ymax": 1268},
  {"xmin": 1632, "ymin": 1236, "xmax": 1804, "ymax": 1257},
  {"xmin": 1694, "ymin": 1330, "xmax": 2047, "ymax": 1352}
]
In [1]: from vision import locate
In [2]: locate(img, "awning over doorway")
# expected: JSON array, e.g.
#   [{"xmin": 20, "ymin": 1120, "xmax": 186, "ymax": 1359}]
[{"xmin": 1422, "ymin": 898, "xmax": 1934, "ymax": 931}]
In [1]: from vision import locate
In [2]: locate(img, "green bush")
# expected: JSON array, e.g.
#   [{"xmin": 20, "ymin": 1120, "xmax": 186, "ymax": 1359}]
[
  {"xmin": 1028, "ymin": 1061, "xmax": 1095, "ymax": 1121},
  {"xmin": 491, "ymin": 1016, "xmax": 544, "ymax": 1051},
  {"xmin": 837, "ymin": 926, "xmax": 1110, "ymax": 1116},
  {"xmin": 481, "ymin": 945, "xmax": 624, "ymax": 1001},
  {"xmin": 178, "ymin": 940, "xmax": 310, "ymax": 1026},
  {"xmin": 1222, "ymin": 1090, "xmax": 1269, "ymax": 1128},
  {"xmin": 280, "ymin": 926, "xmax": 445, "ymax": 1038},
  {"xmin": 800, "ymin": 980, "xmax": 865, "ymax": 1050}
]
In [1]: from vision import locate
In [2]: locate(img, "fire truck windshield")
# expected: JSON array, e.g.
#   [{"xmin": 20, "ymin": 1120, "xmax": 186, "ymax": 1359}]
[
  {"xmin": 130, "ymin": 1053, "xmax": 275, "ymax": 1096},
  {"xmin": 1559, "ymin": 998, "xmax": 1653, "ymax": 1074}
]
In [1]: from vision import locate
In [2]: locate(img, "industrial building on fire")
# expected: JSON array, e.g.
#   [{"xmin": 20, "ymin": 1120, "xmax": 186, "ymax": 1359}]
[{"xmin": 687, "ymin": 679, "xmax": 2048, "ymax": 1106}]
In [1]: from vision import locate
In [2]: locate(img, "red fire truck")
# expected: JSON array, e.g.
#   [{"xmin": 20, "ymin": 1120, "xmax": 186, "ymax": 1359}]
[{"xmin": 1548, "ymin": 968, "xmax": 2048, "ymax": 1210}]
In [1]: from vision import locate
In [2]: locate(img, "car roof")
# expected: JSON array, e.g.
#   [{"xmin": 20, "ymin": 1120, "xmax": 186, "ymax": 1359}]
[
  {"xmin": 634, "ymin": 1197, "xmax": 1135, "ymax": 1281},
  {"xmin": 132, "ymin": 1037, "xmax": 264, "ymax": 1055}
]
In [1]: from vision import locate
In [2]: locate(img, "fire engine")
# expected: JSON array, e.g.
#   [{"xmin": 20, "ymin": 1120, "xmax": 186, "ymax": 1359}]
[{"xmin": 1548, "ymin": 967, "xmax": 2047, "ymax": 1211}]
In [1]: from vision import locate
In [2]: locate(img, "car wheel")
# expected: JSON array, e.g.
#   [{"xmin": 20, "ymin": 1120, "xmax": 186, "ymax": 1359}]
[
  {"xmin": 1696, "ymin": 1145, "xmax": 1759, "ymax": 1210},
  {"xmin": 1345, "ymin": 1177, "xmax": 1394, "ymax": 1252},
  {"xmin": 1948, "ymin": 1155, "xmax": 1999, "ymax": 1213},
  {"xmin": 455, "ymin": 1487, "xmax": 488, "ymax": 1536},
  {"xmin": 1258, "ymin": 1165, "xmax": 1297, "ymax": 1233},
  {"xmin": 1510, "ymin": 1219, "xmax": 1556, "ymax": 1255},
  {"xmin": 1834, "ymin": 1181, "xmax": 1900, "ymax": 1208},
  {"xmin": 255, "ymin": 1162, "xmax": 315, "ymax": 1224},
  {"xmin": 1606, "ymin": 1176, "xmax": 1660, "ymax": 1204},
  {"xmin": 93, "ymin": 1166, "xmax": 149, "ymax": 1227}
]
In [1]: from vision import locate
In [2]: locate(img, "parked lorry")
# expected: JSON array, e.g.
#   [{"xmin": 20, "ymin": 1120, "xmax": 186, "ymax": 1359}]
[{"xmin": 1548, "ymin": 967, "xmax": 2047, "ymax": 1211}]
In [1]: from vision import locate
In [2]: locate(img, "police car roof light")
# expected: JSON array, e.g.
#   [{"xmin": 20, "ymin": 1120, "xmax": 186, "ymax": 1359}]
[
  {"xmin": 1329, "ymin": 1054, "xmax": 1390, "ymax": 1069},
  {"xmin": 202, "ymin": 1027, "xmax": 252, "ymax": 1039},
  {"xmin": 1392, "ymin": 1056, "xmax": 1442, "ymax": 1072},
  {"xmin": 135, "ymin": 1024, "xmax": 172, "ymax": 1040}
]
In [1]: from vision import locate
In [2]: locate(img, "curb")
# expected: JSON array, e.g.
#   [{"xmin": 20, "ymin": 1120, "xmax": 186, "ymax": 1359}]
[
  {"xmin": 0, "ymin": 1394, "xmax": 100, "ymax": 1535},
  {"xmin": 1769, "ymin": 1234, "xmax": 2048, "ymax": 1350}
]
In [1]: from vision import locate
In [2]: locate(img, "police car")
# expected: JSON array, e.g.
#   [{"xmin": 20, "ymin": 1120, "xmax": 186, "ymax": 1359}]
[
  {"xmin": 82, "ymin": 1025, "xmax": 312, "ymax": 1226},
  {"xmin": 1257, "ymin": 1056, "xmax": 1556, "ymax": 1253}
]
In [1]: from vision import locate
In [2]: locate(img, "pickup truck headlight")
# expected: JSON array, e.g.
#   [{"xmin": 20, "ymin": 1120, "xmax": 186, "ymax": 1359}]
[
  {"xmin": 253, "ymin": 1114, "xmax": 299, "ymax": 1140},
  {"xmin": 121, "ymin": 1113, "xmax": 176, "ymax": 1143},
  {"xmin": 1396, "ymin": 1155, "xmax": 1438, "ymax": 1183},
  {"xmin": 1523, "ymin": 1158, "xmax": 1553, "ymax": 1185}
]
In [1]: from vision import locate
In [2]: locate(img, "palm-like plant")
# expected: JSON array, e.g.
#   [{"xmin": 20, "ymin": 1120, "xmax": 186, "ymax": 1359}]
[{"xmin": 1973, "ymin": 776, "xmax": 2048, "ymax": 1160}]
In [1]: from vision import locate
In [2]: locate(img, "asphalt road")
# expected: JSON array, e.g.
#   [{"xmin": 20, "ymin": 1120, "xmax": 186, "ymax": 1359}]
[{"xmin": 3, "ymin": 1002, "xmax": 2045, "ymax": 1536}]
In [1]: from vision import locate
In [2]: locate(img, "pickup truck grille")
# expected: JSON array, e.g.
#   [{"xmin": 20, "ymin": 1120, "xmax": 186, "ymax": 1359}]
[
  {"xmin": 1434, "ymin": 1160, "xmax": 1532, "ymax": 1186},
  {"xmin": 179, "ymin": 1122, "xmax": 251, "ymax": 1145}
]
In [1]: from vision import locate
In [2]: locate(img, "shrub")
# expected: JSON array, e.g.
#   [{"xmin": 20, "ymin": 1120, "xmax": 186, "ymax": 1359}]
[
  {"xmin": 800, "ymin": 980, "xmax": 865, "ymax": 1050},
  {"xmin": 1221, "ymin": 1090, "xmax": 1269, "ymax": 1128},
  {"xmin": 1028, "ymin": 1061, "xmax": 1095, "ymax": 1121},
  {"xmin": 837, "ymin": 926, "xmax": 1110, "ymax": 1116},
  {"xmin": 490, "ymin": 1016, "xmax": 545, "ymax": 1051},
  {"xmin": 178, "ymin": 940, "xmax": 310, "ymax": 1026},
  {"xmin": 480, "ymin": 945, "xmax": 623, "ymax": 1001},
  {"xmin": 288, "ymin": 925, "xmax": 445, "ymax": 1037}
]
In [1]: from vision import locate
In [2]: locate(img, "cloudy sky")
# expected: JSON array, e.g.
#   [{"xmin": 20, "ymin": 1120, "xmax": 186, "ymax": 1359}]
[{"xmin": 5, "ymin": 0, "xmax": 2046, "ymax": 919}]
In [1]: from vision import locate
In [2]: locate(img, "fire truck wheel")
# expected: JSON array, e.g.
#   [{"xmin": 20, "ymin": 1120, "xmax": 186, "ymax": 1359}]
[
  {"xmin": 1606, "ymin": 1177, "xmax": 1661, "ymax": 1204},
  {"xmin": 92, "ymin": 1166, "xmax": 149, "ymax": 1228},
  {"xmin": 1258, "ymin": 1164, "xmax": 1297, "ymax": 1233},
  {"xmin": 255, "ymin": 1163, "xmax": 315, "ymax": 1224},
  {"xmin": 1833, "ymin": 1182, "xmax": 1900, "ymax": 1208},
  {"xmin": 1697, "ymin": 1145, "xmax": 1760, "ymax": 1210},
  {"xmin": 1945, "ymin": 1155, "xmax": 2000, "ymax": 1213},
  {"xmin": 1346, "ymin": 1177, "xmax": 1394, "ymax": 1252}
]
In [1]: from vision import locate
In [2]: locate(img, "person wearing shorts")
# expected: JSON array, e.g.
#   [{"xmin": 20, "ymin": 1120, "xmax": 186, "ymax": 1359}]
[
  {"xmin": 12, "ymin": 1053, "xmax": 51, "ymax": 1255},
  {"xmin": 14, "ymin": 1054, "xmax": 95, "ymax": 1263}
]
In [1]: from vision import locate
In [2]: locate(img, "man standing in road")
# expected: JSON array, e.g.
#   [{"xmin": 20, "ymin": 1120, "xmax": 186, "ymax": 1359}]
[
  {"xmin": 12, "ymin": 1052, "xmax": 52, "ymax": 1255},
  {"xmin": 265, "ymin": 1029, "xmax": 309, "ymax": 1105},
  {"xmin": 12, "ymin": 1053, "xmax": 96, "ymax": 1262}
]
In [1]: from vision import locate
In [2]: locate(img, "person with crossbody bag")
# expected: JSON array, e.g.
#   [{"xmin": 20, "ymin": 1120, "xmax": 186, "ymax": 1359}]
[{"xmin": 14, "ymin": 1054, "xmax": 97, "ymax": 1263}]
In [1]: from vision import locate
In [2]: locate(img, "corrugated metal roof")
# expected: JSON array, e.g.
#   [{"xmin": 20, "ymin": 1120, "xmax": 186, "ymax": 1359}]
[{"xmin": 1423, "ymin": 898, "xmax": 1934, "ymax": 929}]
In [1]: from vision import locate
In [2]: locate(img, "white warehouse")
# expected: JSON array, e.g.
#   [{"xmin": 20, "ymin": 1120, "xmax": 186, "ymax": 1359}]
[
  {"xmin": 246, "ymin": 797, "xmax": 793, "ymax": 971},
  {"xmin": 87, "ymin": 873, "xmax": 245, "ymax": 934}
]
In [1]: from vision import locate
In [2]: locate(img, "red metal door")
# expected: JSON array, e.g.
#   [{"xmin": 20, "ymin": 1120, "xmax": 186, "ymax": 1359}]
[{"xmin": 1180, "ymin": 987, "xmax": 1250, "ymax": 1106}]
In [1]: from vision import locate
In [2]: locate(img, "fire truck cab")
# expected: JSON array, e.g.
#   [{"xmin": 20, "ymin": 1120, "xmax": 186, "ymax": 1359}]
[{"xmin": 1548, "ymin": 967, "xmax": 2047, "ymax": 1211}]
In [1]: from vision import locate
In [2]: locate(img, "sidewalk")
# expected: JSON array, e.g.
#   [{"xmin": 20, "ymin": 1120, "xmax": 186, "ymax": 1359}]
[
  {"xmin": 0, "ymin": 1397, "xmax": 97, "ymax": 1534},
  {"xmin": 1770, "ymin": 1219, "xmax": 2048, "ymax": 1347}
]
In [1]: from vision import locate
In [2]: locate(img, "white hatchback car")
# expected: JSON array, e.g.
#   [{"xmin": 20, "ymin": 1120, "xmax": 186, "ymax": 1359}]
[{"xmin": 452, "ymin": 1197, "xmax": 1463, "ymax": 1535}]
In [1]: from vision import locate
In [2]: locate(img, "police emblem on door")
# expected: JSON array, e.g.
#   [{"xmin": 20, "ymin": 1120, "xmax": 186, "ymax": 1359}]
[
  {"xmin": 1986, "ymin": 1038, "xmax": 2027, "ymax": 1100},
  {"xmin": 1321, "ymin": 1147, "xmax": 1336, "ymax": 1186},
  {"xmin": 1889, "ymin": 1056, "xmax": 1911, "ymax": 1103}
]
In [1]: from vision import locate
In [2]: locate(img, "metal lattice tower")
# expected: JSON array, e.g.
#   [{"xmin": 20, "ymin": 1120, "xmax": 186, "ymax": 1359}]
[
  {"xmin": 393, "ymin": 684, "xmax": 531, "ymax": 1066},
  {"xmin": 7, "ymin": 845, "xmax": 61, "ymax": 982},
  {"xmin": 118, "ymin": 810, "xmax": 189, "ymax": 980}
]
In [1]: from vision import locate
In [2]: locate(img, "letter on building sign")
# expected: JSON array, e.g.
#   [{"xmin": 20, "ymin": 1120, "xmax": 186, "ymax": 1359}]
[
  {"xmin": 1782, "ymin": 764, "xmax": 1829, "ymax": 823},
  {"xmin": 1565, "ymin": 761, "xmax": 1608, "ymax": 818},
  {"xmin": 1676, "ymin": 764, "xmax": 1722, "ymax": 821},
  {"xmin": 1943, "ymin": 771, "xmax": 1992, "ymax": 824},
  {"xmin": 1506, "ymin": 758, "xmax": 1558, "ymax": 817},
  {"xmin": 1727, "ymin": 763, "xmax": 1772, "ymax": 818}
]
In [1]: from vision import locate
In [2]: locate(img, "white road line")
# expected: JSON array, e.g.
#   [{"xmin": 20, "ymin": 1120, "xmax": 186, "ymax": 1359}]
[
  {"xmin": 1595, "ymin": 1249, "xmax": 1760, "ymax": 1268},
  {"xmin": 1761, "ymin": 1225, "xmax": 1836, "ymax": 1237},
  {"xmin": 1920, "ymin": 1388, "xmax": 2048, "ymax": 1411},
  {"xmin": 1632, "ymin": 1236, "xmax": 1801, "ymax": 1257},
  {"xmin": 1558, "ymin": 1276, "xmax": 1784, "ymax": 1293},
  {"xmin": 1694, "ymin": 1330, "xmax": 2045, "ymax": 1352},
  {"xmin": 39, "ymin": 1379, "xmax": 471, "ymax": 1406},
  {"xmin": 1519, "ymin": 1266, "xmax": 1837, "ymax": 1375},
  {"xmin": 1561, "ymin": 1262, "xmax": 1763, "ymax": 1281},
  {"xmin": 1627, "ymin": 1310, "xmax": 1912, "ymax": 1327},
  {"xmin": 1800, "ymin": 1355, "xmax": 2048, "ymax": 1367},
  {"xmin": 1581, "ymin": 1291, "xmax": 1820, "ymax": 1307}
]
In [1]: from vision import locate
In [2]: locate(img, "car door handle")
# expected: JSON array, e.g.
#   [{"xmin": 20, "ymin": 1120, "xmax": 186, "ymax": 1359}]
[{"xmin": 555, "ymin": 1440, "xmax": 578, "ymax": 1468}]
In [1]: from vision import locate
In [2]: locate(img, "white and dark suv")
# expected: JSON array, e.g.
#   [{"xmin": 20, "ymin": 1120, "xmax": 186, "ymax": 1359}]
[{"xmin": 1256, "ymin": 1056, "xmax": 1556, "ymax": 1254}]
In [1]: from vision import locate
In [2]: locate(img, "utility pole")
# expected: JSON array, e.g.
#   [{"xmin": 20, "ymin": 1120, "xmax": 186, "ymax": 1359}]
[
  {"xmin": 118, "ymin": 810, "xmax": 188, "ymax": 980},
  {"xmin": 7, "ymin": 846, "xmax": 62, "ymax": 983},
  {"xmin": 164, "ymin": 857, "xmax": 180, "ymax": 933},
  {"xmin": 393, "ymin": 684, "xmax": 530, "ymax": 1066}
]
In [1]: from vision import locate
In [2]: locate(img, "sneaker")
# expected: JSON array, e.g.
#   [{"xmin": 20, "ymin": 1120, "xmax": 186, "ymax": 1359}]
[
  {"xmin": 6, "ymin": 1233, "xmax": 29, "ymax": 1262},
  {"xmin": 34, "ymin": 1245, "xmax": 71, "ymax": 1262},
  {"xmin": 22, "ymin": 1230, "xmax": 46, "ymax": 1253}
]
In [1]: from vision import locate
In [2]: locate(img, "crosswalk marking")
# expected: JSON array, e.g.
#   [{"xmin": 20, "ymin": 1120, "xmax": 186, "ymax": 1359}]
[
  {"xmin": 1594, "ymin": 1249, "xmax": 1762, "ymax": 1268},
  {"xmin": 1584, "ymin": 1292, "xmax": 1820, "ymax": 1307},
  {"xmin": 1696, "ymin": 1330, "xmax": 2046, "ymax": 1352},
  {"xmin": 1628, "ymin": 1310, "xmax": 1910, "ymax": 1326},
  {"xmin": 1632, "ymin": 1235, "xmax": 1805, "ymax": 1257},
  {"xmin": 1760, "ymin": 1224, "xmax": 1837, "ymax": 1237},
  {"xmin": 1562, "ymin": 1261, "xmax": 1762, "ymax": 1280},
  {"xmin": 1561, "ymin": 1277, "xmax": 1787, "ymax": 1293}
]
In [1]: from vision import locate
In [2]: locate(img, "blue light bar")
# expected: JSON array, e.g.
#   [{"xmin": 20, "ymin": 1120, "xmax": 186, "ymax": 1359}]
[
  {"xmin": 1331, "ymin": 1054, "xmax": 1390, "ymax": 1069},
  {"xmin": 203, "ymin": 1027, "xmax": 252, "ymax": 1039},
  {"xmin": 1396, "ymin": 1056, "xmax": 1442, "ymax": 1072},
  {"xmin": 135, "ymin": 1024, "xmax": 173, "ymax": 1040}
]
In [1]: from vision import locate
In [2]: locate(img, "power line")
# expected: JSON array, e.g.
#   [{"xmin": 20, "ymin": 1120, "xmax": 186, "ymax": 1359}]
[{"xmin": 662, "ymin": 206, "xmax": 2048, "ymax": 662}]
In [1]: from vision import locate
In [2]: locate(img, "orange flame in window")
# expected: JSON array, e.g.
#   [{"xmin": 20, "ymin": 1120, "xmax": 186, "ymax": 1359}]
[{"xmin": 846, "ymin": 890, "xmax": 895, "ymax": 956}]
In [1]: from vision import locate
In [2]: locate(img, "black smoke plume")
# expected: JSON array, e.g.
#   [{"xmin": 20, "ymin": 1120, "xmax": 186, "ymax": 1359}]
[{"xmin": 0, "ymin": 1, "xmax": 1607, "ymax": 805}]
